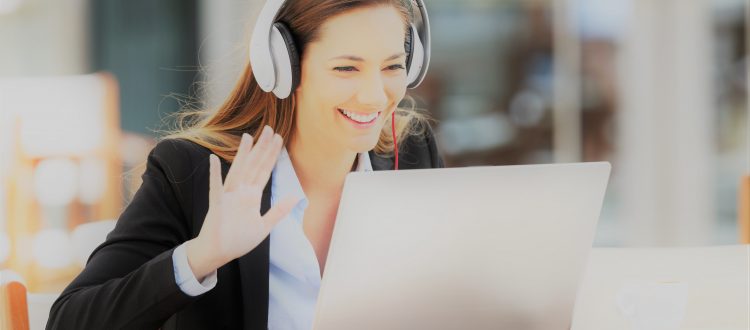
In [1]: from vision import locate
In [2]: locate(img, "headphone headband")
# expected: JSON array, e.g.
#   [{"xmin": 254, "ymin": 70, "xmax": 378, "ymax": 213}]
[
  {"xmin": 249, "ymin": 0, "xmax": 286, "ymax": 92},
  {"xmin": 409, "ymin": 0, "xmax": 431, "ymax": 88}
]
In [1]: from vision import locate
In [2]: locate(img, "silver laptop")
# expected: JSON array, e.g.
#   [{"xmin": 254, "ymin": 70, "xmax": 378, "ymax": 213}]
[{"xmin": 313, "ymin": 162, "xmax": 611, "ymax": 330}]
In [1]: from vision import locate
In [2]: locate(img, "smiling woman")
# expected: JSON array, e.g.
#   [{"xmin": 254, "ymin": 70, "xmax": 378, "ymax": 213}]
[
  {"xmin": 168, "ymin": 0, "xmax": 431, "ymax": 163},
  {"xmin": 46, "ymin": 1, "xmax": 444, "ymax": 330}
]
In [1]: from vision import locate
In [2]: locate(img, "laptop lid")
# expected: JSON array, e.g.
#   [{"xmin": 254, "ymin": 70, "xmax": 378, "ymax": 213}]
[{"xmin": 314, "ymin": 162, "xmax": 611, "ymax": 330}]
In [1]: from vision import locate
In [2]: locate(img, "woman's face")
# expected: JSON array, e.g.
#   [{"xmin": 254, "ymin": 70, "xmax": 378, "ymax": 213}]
[{"xmin": 293, "ymin": 5, "xmax": 408, "ymax": 153}]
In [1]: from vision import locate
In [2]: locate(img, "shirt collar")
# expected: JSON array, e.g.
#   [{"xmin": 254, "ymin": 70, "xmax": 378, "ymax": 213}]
[
  {"xmin": 271, "ymin": 147, "xmax": 373, "ymax": 210},
  {"xmin": 355, "ymin": 149, "xmax": 374, "ymax": 172}
]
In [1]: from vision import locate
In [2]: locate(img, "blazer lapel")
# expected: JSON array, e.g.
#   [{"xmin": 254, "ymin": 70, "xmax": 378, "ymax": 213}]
[
  {"xmin": 237, "ymin": 176, "xmax": 273, "ymax": 330},
  {"xmin": 368, "ymin": 150, "xmax": 394, "ymax": 171}
]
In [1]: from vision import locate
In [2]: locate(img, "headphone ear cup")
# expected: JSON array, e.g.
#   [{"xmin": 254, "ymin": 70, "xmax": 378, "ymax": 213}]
[
  {"xmin": 405, "ymin": 24, "xmax": 424, "ymax": 88},
  {"xmin": 274, "ymin": 22, "xmax": 300, "ymax": 94},
  {"xmin": 404, "ymin": 25, "xmax": 414, "ymax": 74},
  {"xmin": 269, "ymin": 22, "xmax": 300, "ymax": 99}
]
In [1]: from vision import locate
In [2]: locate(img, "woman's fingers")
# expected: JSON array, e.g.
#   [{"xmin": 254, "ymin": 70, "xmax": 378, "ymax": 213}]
[
  {"xmin": 239, "ymin": 125, "xmax": 275, "ymax": 184},
  {"xmin": 248, "ymin": 133, "xmax": 283, "ymax": 186},
  {"xmin": 224, "ymin": 133, "xmax": 253, "ymax": 191},
  {"xmin": 208, "ymin": 154, "xmax": 222, "ymax": 206},
  {"xmin": 224, "ymin": 125, "xmax": 280, "ymax": 194},
  {"xmin": 260, "ymin": 195, "xmax": 301, "ymax": 234}
]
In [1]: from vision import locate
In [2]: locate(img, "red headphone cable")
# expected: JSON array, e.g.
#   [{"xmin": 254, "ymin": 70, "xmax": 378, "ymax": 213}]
[{"xmin": 392, "ymin": 111, "xmax": 398, "ymax": 171}]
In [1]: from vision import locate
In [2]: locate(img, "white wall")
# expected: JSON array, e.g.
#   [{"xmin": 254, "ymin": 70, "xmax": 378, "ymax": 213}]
[
  {"xmin": 197, "ymin": 0, "xmax": 262, "ymax": 110},
  {"xmin": 617, "ymin": 0, "xmax": 715, "ymax": 245},
  {"xmin": 0, "ymin": 0, "xmax": 89, "ymax": 76}
]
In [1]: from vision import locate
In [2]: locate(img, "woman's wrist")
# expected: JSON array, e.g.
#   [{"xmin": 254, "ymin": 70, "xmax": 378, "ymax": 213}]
[{"xmin": 185, "ymin": 237, "xmax": 221, "ymax": 281}]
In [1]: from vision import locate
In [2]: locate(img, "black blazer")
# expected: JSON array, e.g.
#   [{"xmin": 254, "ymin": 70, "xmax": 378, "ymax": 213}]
[{"xmin": 47, "ymin": 126, "xmax": 444, "ymax": 330}]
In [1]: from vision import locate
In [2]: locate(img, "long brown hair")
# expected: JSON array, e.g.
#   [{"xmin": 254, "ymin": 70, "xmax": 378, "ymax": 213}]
[{"xmin": 165, "ymin": 0, "xmax": 431, "ymax": 162}]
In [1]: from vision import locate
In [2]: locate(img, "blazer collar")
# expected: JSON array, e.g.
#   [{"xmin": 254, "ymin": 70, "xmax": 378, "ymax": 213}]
[{"xmin": 368, "ymin": 150, "xmax": 394, "ymax": 171}]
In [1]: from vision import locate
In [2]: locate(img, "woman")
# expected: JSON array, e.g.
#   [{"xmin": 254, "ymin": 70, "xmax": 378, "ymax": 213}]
[{"xmin": 47, "ymin": 0, "xmax": 443, "ymax": 329}]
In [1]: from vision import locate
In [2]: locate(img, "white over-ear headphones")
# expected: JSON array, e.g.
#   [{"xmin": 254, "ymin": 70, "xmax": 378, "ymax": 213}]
[{"xmin": 249, "ymin": 0, "xmax": 431, "ymax": 99}]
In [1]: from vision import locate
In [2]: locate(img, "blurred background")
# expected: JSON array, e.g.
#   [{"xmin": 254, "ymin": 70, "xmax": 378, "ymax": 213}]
[{"xmin": 0, "ymin": 0, "xmax": 747, "ymax": 293}]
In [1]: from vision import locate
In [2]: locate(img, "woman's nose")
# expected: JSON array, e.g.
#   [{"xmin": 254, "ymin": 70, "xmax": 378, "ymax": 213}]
[{"xmin": 356, "ymin": 73, "xmax": 388, "ymax": 109}]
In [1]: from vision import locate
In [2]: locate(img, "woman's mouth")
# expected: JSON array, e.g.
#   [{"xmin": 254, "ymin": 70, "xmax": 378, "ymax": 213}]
[{"xmin": 337, "ymin": 108, "xmax": 381, "ymax": 128}]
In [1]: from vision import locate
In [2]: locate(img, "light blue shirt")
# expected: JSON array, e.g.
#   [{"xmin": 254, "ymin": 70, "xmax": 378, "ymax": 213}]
[
  {"xmin": 268, "ymin": 147, "xmax": 372, "ymax": 329},
  {"xmin": 172, "ymin": 147, "xmax": 373, "ymax": 329}
]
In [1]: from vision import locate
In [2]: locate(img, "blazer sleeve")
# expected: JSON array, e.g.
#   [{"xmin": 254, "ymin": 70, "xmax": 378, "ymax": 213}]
[{"xmin": 47, "ymin": 139, "xmax": 202, "ymax": 330}]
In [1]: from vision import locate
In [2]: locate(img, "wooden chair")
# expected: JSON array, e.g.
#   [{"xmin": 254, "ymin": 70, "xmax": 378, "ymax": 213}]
[
  {"xmin": 1, "ymin": 281, "xmax": 29, "ymax": 330},
  {"xmin": 0, "ymin": 72, "xmax": 122, "ymax": 292},
  {"xmin": 740, "ymin": 175, "xmax": 750, "ymax": 244}
]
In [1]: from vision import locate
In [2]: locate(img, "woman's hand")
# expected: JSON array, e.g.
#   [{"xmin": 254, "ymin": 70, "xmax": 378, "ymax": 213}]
[{"xmin": 185, "ymin": 126, "xmax": 300, "ymax": 280}]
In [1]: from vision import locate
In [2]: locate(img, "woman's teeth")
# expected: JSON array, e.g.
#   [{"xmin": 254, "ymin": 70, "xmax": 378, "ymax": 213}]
[{"xmin": 339, "ymin": 108, "xmax": 379, "ymax": 123}]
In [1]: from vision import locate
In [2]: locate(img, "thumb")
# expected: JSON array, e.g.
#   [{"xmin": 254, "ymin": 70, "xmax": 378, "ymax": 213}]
[
  {"xmin": 261, "ymin": 195, "xmax": 301, "ymax": 232},
  {"xmin": 208, "ymin": 154, "xmax": 223, "ymax": 206}
]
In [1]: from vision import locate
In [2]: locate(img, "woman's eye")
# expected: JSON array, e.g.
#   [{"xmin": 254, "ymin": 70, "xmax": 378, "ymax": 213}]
[
  {"xmin": 334, "ymin": 66, "xmax": 357, "ymax": 72},
  {"xmin": 333, "ymin": 65, "xmax": 404, "ymax": 72}
]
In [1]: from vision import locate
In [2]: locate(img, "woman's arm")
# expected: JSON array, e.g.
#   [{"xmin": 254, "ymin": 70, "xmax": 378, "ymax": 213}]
[
  {"xmin": 46, "ymin": 139, "xmax": 201, "ymax": 330},
  {"xmin": 47, "ymin": 127, "xmax": 299, "ymax": 329}
]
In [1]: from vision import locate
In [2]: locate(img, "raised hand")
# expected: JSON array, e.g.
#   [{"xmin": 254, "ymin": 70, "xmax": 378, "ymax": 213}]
[{"xmin": 186, "ymin": 126, "xmax": 300, "ymax": 280}]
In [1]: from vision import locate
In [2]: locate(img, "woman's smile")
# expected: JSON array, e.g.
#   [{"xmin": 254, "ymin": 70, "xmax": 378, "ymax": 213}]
[{"xmin": 336, "ymin": 107, "xmax": 382, "ymax": 128}]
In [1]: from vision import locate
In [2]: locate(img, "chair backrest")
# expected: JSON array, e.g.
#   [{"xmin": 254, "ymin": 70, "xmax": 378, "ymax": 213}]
[
  {"xmin": 1, "ymin": 281, "xmax": 29, "ymax": 330},
  {"xmin": 740, "ymin": 176, "xmax": 750, "ymax": 244}
]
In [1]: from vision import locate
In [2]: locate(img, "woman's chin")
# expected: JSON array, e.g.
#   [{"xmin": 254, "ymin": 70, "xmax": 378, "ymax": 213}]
[{"xmin": 346, "ymin": 135, "xmax": 380, "ymax": 154}]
